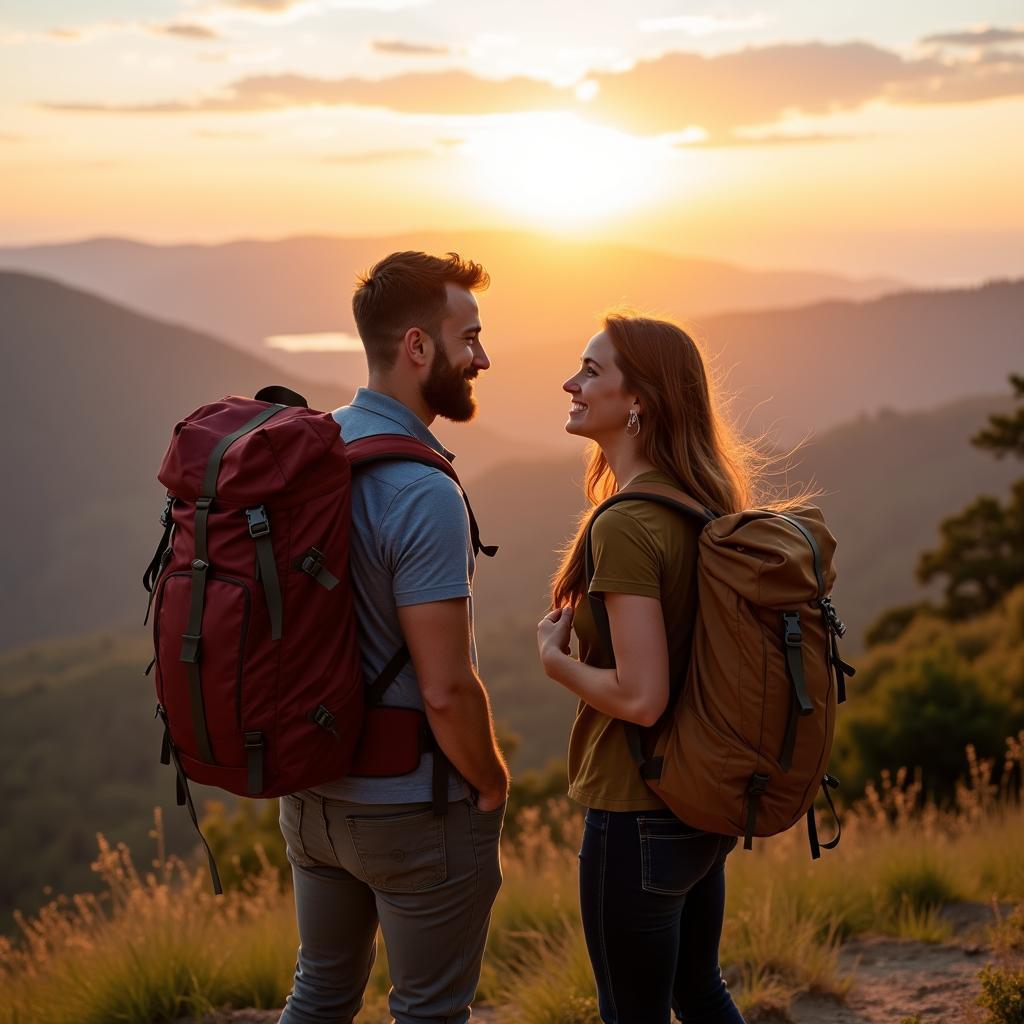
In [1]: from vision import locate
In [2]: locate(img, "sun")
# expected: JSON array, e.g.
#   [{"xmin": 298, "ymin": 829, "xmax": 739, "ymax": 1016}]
[{"xmin": 459, "ymin": 113, "xmax": 669, "ymax": 227}]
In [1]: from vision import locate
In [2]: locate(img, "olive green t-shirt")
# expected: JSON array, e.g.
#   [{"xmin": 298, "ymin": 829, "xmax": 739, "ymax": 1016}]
[{"xmin": 567, "ymin": 471, "xmax": 701, "ymax": 810}]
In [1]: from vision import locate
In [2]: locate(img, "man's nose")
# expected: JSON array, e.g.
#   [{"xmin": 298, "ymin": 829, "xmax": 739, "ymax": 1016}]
[{"xmin": 473, "ymin": 344, "xmax": 491, "ymax": 372}]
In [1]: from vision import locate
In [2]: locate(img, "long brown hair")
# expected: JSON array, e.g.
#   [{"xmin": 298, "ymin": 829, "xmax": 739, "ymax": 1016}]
[{"xmin": 550, "ymin": 312, "xmax": 797, "ymax": 609}]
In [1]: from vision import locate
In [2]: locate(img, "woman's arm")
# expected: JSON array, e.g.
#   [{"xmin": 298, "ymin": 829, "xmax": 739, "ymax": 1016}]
[{"xmin": 537, "ymin": 592, "xmax": 670, "ymax": 727}]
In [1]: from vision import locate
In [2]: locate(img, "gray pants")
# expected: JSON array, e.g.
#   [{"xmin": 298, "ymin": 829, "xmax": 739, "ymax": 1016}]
[{"xmin": 277, "ymin": 792, "xmax": 504, "ymax": 1024}]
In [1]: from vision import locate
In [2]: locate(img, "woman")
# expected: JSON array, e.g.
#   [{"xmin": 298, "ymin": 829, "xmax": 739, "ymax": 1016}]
[{"xmin": 537, "ymin": 313, "xmax": 755, "ymax": 1023}]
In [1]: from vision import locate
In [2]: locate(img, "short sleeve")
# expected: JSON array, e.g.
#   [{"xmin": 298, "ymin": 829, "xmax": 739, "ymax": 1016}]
[
  {"xmin": 589, "ymin": 506, "xmax": 661, "ymax": 599},
  {"xmin": 379, "ymin": 471, "xmax": 473, "ymax": 607}
]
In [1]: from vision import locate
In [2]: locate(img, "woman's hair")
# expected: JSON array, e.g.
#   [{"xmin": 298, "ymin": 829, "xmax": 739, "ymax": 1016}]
[{"xmin": 550, "ymin": 312, "xmax": 802, "ymax": 609}]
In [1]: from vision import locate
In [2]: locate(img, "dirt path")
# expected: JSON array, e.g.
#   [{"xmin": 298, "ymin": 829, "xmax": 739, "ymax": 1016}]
[{"xmin": 786, "ymin": 936, "xmax": 986, "ymax": 1023}]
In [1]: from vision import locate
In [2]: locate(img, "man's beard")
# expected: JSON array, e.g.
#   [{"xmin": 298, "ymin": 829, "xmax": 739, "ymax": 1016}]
[{"xmin": 421, "ymin": 342, "xmax": 477, "ymax": 422}]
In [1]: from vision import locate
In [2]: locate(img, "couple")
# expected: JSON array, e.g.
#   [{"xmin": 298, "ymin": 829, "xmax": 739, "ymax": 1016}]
[{"xmin": 277, "ymin": 250, "xmax": 747, "ymax": 1024}]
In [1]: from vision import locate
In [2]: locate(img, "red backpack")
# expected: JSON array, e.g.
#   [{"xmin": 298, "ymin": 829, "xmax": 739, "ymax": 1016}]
[{"xmin": 143, "ymin": 387, "xmax": 492, "ymax": 891}]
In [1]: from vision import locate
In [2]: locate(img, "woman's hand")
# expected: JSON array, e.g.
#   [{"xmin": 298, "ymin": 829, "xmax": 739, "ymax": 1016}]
[{"xmin": 537, "ymin": 605, "xmax": 574, "ymax": 675}]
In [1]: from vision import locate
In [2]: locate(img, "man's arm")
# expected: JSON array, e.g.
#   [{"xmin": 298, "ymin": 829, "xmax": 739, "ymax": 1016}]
[{"xmin": 398, "ymin": 597, "xmax": 509, "ymax": 810}]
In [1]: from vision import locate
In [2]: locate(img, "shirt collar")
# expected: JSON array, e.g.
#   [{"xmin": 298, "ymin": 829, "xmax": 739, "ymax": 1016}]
[{"xmin": 348, "ymin": 387, "xmax": 456, "ymax": 463}]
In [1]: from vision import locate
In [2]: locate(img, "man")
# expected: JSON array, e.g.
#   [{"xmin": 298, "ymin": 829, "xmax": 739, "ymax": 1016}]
[{"xmin": 277, "ymin": 251, "xmax": 510, "ymax": 1024}]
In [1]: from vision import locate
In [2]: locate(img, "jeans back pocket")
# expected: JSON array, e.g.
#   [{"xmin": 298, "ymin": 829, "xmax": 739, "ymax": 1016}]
[
  {"xmin": 637, "ymin": 815, "xmax": 719, "ymax": 896},
  {"xmin": 346, "ymin": 807, "xmax": 447, "ymax": 892}
]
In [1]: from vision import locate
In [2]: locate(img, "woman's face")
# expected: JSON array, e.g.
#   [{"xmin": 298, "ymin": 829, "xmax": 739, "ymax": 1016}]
[{"xmin": 562, "ymin": 330, "xmax": 634, "ymax": 441}]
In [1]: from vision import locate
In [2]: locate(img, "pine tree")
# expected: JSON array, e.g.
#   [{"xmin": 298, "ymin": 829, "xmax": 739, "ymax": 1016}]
[
  {"xmin": 916, "ymin": 376, "xmax": 1024, "ymax": 619},
  {"xmin": 866, "ymin": 374, "xmax": 1024, "ymax": 644}
]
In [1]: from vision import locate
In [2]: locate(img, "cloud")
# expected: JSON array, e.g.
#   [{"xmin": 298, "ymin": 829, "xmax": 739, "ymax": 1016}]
[
  {"xmin": 39, "ymin": 40, "xmax": 1024, "ymax": 138},
  {"xmin": 372, "ymin": 39, "xmax": 452, "ymax": 55},
  {"xmin": 638, "ymin": 14, "xmax": 769, "ymax": 35},
  {"xmin": 922, "ymin": 26, "xmax": 1024, "ymax": 47},
  {"xmin": 4, "ymin": 20, "xmax": 224, "ymax": 45},
  {"xmin": 683, "ymin": 130, "xmax": 864, "ymax": 148},
  {"xmin": 43, "ymin": 69, "xmax": 564, "ymax": 115},
  {"xmin": 321, "ymin": 146, "xmax": 438, "ymax": 162},
  {"xmin": 213, "ymin": 0, "xmax": 310, "ymax": 9},
  {"xmin": 195, "ymin": 129, "xmax": 264, "ymax": 138},
  {"xmin": 150, "ymin": 23, "xmax": 222, "ymax": 41},
  {"xmin": 202, "ymin": 0, "xmax": 425, "ymax": 15}
]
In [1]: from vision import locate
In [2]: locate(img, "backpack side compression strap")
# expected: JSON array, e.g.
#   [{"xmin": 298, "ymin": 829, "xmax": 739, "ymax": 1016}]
[
  {"xmin": 179, "ymin": 402, "xmax": 288, "ymax": 764},
  {"xmin": 582, "ymin": 485, "xmax": 715, "ymax": 780}
]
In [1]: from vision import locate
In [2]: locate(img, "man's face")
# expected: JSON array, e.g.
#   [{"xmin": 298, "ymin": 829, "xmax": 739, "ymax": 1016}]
[{"xmin": 421, "ymin": 283, "xmax": 490, "ymax": 423}]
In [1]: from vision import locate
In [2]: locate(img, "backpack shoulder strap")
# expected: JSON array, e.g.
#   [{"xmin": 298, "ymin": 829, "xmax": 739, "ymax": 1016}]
[
  {"xmin": 583, "ymin": 483, "xmax": 715, "ymax": 623},
  {"xmin": 346, "ymin": 433, "xmax": 461, "ymax": 485},
  {"xmin": 345, "ymin": 433, "xmax": 496, "ymax": 558},
  {"xmin": 345, "ymin": 432, "xmax": 496, "ymax": 737},
  {"xmin": 581, "ymin": 483, "xmax": 716, "ymax": 781}
]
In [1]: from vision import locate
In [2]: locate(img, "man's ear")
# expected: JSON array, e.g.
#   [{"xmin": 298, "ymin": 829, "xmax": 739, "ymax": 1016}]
[{"xmin": 402, "ymin": 327, "xmax": 432, "ymax": 369}]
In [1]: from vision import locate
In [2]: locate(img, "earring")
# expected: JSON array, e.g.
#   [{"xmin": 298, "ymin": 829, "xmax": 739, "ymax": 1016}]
[{"xmin": 625, "ymin": 410, "xmax": 640, "ymax": 438}]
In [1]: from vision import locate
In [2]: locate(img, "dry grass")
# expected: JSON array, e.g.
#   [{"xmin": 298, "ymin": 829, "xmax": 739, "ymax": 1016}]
[{"xmin": 2, "ymin": 738, "xmax": 1023, "ymax": 1024}]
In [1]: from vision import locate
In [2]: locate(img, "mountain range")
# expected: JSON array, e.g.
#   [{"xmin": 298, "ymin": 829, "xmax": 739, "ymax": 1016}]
[
  {"xmin": 1, "ymin": 270, "xmax": 1018, "ymax": 660},
  {"xmin": 2, "ymin": 233, "xmax": 1019, "ymax": 448}
]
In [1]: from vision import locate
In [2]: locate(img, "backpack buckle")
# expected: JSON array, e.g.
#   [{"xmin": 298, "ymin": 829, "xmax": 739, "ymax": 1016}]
[
  {"xmin": 820, "ymin": 598, "xmax": 848, "ymax": 638},
  {"xmin": 301, "ymin": 548, "xmax": 325, "ymax": 574},
  {"xmin": 782, "ymin": 611, "xmax": 802, "ymax": 647},
  {"xmin": 245, "ymin": 505, "xmax": 270, "ymax": 538},
  {"xmin": 747, "ymin": 771, "xmax": 771, "ymax": 795},
  {"xmin": 159, "ymin": 495, "xmax": 174, "ymax": 527},
  {"xmin": 311, "ymin": 704, "xmax": 335, "ymax": 730}
]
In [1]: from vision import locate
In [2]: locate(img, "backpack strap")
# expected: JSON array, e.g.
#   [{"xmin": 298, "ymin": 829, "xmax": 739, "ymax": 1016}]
[
  {"xmin": 142, "ymin": 494, "xmax": 175, "ymax": 625},
  {"xmin": 582, "ymin": 483, "xmax": 715, "ymax": 780},
  {"xmin": 156, "ymin": 704, "xmax": 223, "ymax": 895},
  {"xmin": 806, "ymin": 773, "xmax": 842, "ymax": 859},
  {"xmin": 346, "ymin": 434, "xmax": 497, "ymax": 558},
  {"xmin": 345, "ymin": 433, "xmax": 499, "ymax": 816},
  {"xmin": 180, "ymin": 402, "xmax": 288, "ymax": 764}
]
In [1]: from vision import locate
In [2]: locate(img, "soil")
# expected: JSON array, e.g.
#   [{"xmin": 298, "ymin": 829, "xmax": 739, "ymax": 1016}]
[{"xmin": 784, "ymin": 936, "xmax": 986, "ymax": 1024}]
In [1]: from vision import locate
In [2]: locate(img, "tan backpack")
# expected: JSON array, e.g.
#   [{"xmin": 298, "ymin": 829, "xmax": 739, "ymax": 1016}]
[{"xmin": 585, "ymin": 482, "xmax": 855, "ymax": 857}]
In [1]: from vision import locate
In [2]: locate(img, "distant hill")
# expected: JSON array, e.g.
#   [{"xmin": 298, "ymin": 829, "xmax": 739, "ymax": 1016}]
[
  {"xmin": 0, "ymin": 390, "xmax": 1016, "ymax": 924},
  {"xmin": 0, "ymin": 231, "xmax": 901, "ymax": 386},
  {"xmin": 469, "ymin": 395, "xmax": 1019, "ymax": 665},
  {"xmin": 0, "ymin": 272, "xmax": 519, "ymax": 650},
  {"xmin": 1, "ymin": 236, "xmax": 1017, "ymax": 449},
  {"xmin": 468, "ymin": 395, "xmax": 1019, "ymax": 771},
  {"xmin": 1, "ymin": 270, "xmax": 1019, "ymax": 654},
  {"xmin": 495, "ymin": 279, "xmax": 1024, "ymax": 448},
  {"xmin": 0, "ymin": 631, "xmax": 198, "ymax": 929}
]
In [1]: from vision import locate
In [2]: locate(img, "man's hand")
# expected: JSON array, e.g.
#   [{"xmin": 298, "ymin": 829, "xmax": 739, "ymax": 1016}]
[{"xmin": 475, "ymin": 787, "xmax": 508, "ymax": 813}]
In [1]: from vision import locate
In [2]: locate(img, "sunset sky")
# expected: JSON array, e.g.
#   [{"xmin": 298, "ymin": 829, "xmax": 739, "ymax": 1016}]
[{"xmin": 2, "ymin": 1, "xmax": 1023, "ymax": 282}]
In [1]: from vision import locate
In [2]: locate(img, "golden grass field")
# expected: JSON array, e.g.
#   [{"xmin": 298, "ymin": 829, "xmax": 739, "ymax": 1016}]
[{"xmin": 2, "ymin": 738, "xmax": 1023, "ymax": 1024}]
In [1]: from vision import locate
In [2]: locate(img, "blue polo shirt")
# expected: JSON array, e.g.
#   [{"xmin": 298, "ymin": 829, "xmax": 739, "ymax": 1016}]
[{"xmin": 311, "ymin": 387, "xmax": 473, "ymax": 804}]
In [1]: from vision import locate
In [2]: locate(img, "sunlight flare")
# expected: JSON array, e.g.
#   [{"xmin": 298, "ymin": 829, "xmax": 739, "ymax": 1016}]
[{"xmin": 459, "ymin": 114, "xmax": 669, "ymax": 227}]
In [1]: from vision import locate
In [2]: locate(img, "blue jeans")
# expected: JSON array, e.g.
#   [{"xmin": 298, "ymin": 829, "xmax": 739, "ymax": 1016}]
[{"xmin": 579, "ymin": 808, "xmax": 745, "ymax": 1024}]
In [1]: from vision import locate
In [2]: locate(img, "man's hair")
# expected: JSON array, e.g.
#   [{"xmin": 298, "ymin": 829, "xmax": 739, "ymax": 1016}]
[{"xmin": 352, "ymin": 251, "xmax": 489, "ymax": 371}]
